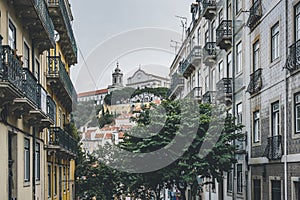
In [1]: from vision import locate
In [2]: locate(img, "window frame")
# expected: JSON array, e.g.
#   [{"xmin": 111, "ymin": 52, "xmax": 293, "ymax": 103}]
[
  {"xmin": 271, "ymin": 101, "xmax": 280, "ymax": 136},
  {"xmin": 237, "ymin": 103, "xmax": 242, "ymax": 124},
  {"xmin": 253, "ymin": 110, "xmax": 261, "ymax": 143},
  {"xmin": 8, "ymin": 20, "xmax": 16, "ymax": 50},
  {"xmin": 24, "ymin": 138, "xmax": 30, "ymax": 183},
  {"xmin": 35, "ymin": 142, "xmax": 40, "ymax": 181},
  {"xmin": 237, "ymin": 164, "xmax": 243, "ymax": 194},
  {"xmin": 295, "ymin": 3, "xmax": 300, "ymax": 41},
  {"xmin": 236, "ymin": 41, "xmax": 242, "ymax": 74},
  {"xmin": 295, "ymin": 93, "xmax": 300, "ymax": 134},
  {"xmin": 253, "ymin": 40, "xmax": 260, "ymax": 72},
  {"xmin": 271, "ymin": 22, "xmax": 280, "ymax": 62},
  {"xmin": 227, "ymin": 170, "xmax": 233, "ymax": 192},
  {"xmin": 253, "ymin": 178, "xmax": 262, "ymax": 200},
  {"xmin": 48, "ymin": 164, "xmax": 51, "ymax": 198},
  {"xmin": 23, "ymin": 42, "xmax": 30, "ymax": 69}
]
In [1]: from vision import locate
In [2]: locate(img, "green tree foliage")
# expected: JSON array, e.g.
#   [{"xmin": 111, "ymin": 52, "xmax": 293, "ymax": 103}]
[
  {"xmin": 73, "ymin": 100, "xmax": 100, "ymax": 128},
  {"xmin": 98, "ymin": 110, "xmax": 114, "ymax": 128}
]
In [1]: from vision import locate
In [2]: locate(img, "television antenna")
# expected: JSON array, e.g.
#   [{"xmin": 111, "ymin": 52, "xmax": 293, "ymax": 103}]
[
  {"xmin": 170, "ymin": 39, "xmax": 181, "ymax": 55},
  {"xmin": 175, "ymin": 15, "xmax": 187, "ymax": 42}
]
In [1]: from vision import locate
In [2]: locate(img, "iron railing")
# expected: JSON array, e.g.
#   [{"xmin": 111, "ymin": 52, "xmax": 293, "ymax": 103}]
[
  {"xmin": 48, "ymin": 127, "xmax": 77, "ymax": 154},
  {"xmin": 22, "ymin": 68, "xmax": 38, "ymax": 106},
  {"xmin": 216, "ymin": 20, "xmax": 232, "ymax": 45},
  {"xmin": 204, "ymin": 42, "xmax": 216, "ymax": 56},
  {"xmin": 0, "ymin": 45, "xmax": 23, "ymax": 92},
  {"xmin": 246, "ymin": 68, "xmax": 262, "ymax": 95},
  {"xmin": 188, "ymin": 87, "xmax": 202, "ymax": 99},
  {"xmin": 247, "ymin": 0, "xmax": 262, "ymax": 29},
  {"xmin": 34, "ymin": 0, "xmax": 55, "ymax": 45},
  {"xmin": 202, "ymin": 0, "xmax": 216, "ymax": 11},
  {"xmin": 202, "ymin": 91, "xmax": 216, "ymax": 104},
  {"xmin": 48, "ymin": 56, "xmax": 77, "ymax": 101},
  {"xmin": 216, "ymin": 78, "xmax": 232, "ymax": 94},
  {"xmin": 264, "ymin": 135, "xmax": 282, "ymax": 160},
  {"xmin": 169, "ymin": 73, "xmax": 184, "ymax": 92},
  {"xmin": 47, "ymin": 95, "xmax": 56, "ymax": 122},
  {"xmin": 285, "ymin": 39, "xmax": 300, "ymax": 72},
  {"xmin": 48, "ymin": 0, "xmax": 77, "ymax": 57},
  {"xmin": 179, "ymin": 46, "xmax": 201, "ymax": 75}
]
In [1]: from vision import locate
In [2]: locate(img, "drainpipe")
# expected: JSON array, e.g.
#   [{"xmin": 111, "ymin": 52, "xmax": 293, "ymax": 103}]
[
  {"xmin": 284, "ymin": 0, "xmax": 288, "ymax": 199},
  {"xmin": 231, "ymin": 0, "xmax": 236, "ymax": 199},
  {"xmin": 32, "ymin": 40, "xmax": 36, "ymax": 200}
]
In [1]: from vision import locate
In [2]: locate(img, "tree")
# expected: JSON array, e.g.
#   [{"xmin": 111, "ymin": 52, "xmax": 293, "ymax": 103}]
[{"xmin": 118, "ymin": 99, "xmax": 243, "ymax": 199}]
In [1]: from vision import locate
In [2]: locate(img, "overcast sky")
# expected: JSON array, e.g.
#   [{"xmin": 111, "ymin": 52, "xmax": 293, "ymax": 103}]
[{"xmin": 70, "ymin": 0, "xmax": 195, "ymax": 93}]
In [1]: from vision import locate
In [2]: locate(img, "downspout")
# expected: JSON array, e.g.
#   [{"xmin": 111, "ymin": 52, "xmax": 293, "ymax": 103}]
[
  {"xmin": 284, "ymin": 0, "xmax": 288, "ymax": 199},
  {"xmin": 231, "ymin": 0, "xmax": 236, "ymax": 199},
  {"xmin": 32, "ymin": 40, "xmax": 36, "ymax": 200}
]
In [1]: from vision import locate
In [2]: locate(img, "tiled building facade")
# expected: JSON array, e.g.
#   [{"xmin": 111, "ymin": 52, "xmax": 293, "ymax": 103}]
[
  {"xmin": 0, "ymin": 0, "xmax": 78, "ymax": 200},
  {"xmin": 168, "ymin": 0, "xmax": 300, "ymax": 199}
]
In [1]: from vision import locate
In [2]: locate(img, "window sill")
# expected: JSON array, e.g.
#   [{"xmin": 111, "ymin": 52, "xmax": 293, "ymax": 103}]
[
  {"xmin": 23, "ymin": 181, "xmax": 30, "ymax": 187},
  {"xmin": 270, "ymin": 57, "xmax": 281, "ymax": 68},
  {"xmin": 252, "ymin": 141, "xmax": 262, "ymax": 147}
]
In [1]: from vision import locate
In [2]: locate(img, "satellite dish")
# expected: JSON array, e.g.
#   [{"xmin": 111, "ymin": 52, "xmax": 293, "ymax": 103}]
[{"xmin": 54, "ymin": 30, "xmax": 60, "ymax": 42}]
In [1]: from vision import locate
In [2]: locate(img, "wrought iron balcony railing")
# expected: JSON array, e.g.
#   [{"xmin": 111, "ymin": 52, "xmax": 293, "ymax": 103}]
[
  {"xmin": 48, "ymin": 127, "xmax": 77, "ymax": 155},
  {"xmin": 48, "ymin": 0, "xmax": 78, "ymax": 64},
  {"xmin": 246, "ymin": 68, "xmax": 262, "ymax": 95},
  {"xmin": 264, "ymin": 135, "xmax": 282, "ymax": 160},
  {"xmin": 216, "ymin": 78, "xmax": 232, "ymax": 94},
  {"xmin": 179, "ymin": 46, "xmax": 201, "ymax": 78},
  {"xmin": 202, "ymin": 91, "xmax": 216, "ymax": 104},
  {"xmin": 187, "ymin": 87, "xmax": 202, "ymax": 100},
  {"xmin": 47, "ymin": 56, "xmax": 77, "ymax": 111},
  {"xmin": 202, "ymin": 0, "xmax": 217, "ymax": 20},
  {"xmin": 204, "ymin": 42, "xmax": 216, "ymax": 56},
  {"xmin": 247, "ymin": 0, "xmax": 262, "ymax": 29},
  {"xmin": 168, "ymin": 73, "xmax": 184, "ymax": 99},
  {"xmin": 216, "ymin": 20, "xmax": 232, "ymax": 51},
  {"xmin": 0, "ymin": 45, "xmax": 23, "ymax": 92},
  {"xmin": 285, "ymin": 39, "xmax": 300, "ymax": 72},
  {"xmin": 22, "ymin": 68, "xmax": 38, "ymax": 106},
  {"xmin": 47, "ymin": 95, "xmax": 56, "ymax": 123}
]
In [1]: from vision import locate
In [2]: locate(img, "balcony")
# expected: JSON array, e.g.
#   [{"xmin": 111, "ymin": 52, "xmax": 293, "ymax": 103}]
[
  {"xmin": 216, "ymin": 78, "xmax": 232, "ymax": 105},
  {"xmin": 48, "ymin": 0, "xmax": 78, "ymax": 65},
  {"xmin": 216, "ymin": 20, "xmax": 232, "ymax": 51},
  {"xmin": 179, "ymin": 46, "xmax": 201, "ymax": 78},
  {"xmin": 168, "ymin": 73, "xmax": 184, "ymax": 100},
  {"xmin": 247, "ymin": 0, "xmax": 262, "ymax": 30},
  {"xmin": 202, "ymin": 0, "xmax": 216, "ymax": 20},
  {"xmin": 187, "ymin": 87, "xmax": 202, "ymax": 101},
  {"xmin": 203, "ymin": 42, "xmax": 217, "ymax": 66},
  {"xmin": 0, "ymin": 45, "xmax": 53, "ymax": 127},
  {"xmin": 264, "ymin": 135, "xmax": 282, "ymax": 160},
  {"xmin": 12, "ymin": 0, "xmax": 55, "ymax": 52},
  {"xmin": 47, "ymin": 127, "xmax": 77, "ymax": 156},
  {"xmin": 47, "ymin": 95, "xmax": 56, "ymax": 123},
  {"xmin": 285, "ymin": 39, "xmax": 300, "ymax": 72},
  {"xmin": 47, "ymin": 56, "xmax": 77, "ymax": 112},
  {"xmin": 202, "ymin": 91, "xmax": 216, "ymax": 104},
  {"xmin": 246, "ymin": 68, "xmax": 262, "ymax": 95}
]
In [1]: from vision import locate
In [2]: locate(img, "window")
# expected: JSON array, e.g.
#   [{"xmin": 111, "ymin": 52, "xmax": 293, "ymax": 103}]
[
  {"xmin": 253, "ymin": 111, "xmax": 260, "ymax": 143},
  {"xmin": 237, "ymin": 103, "xmax": 242, "ymax": 124},
  {"xmin": 271, "ymin": 102, "xmax": 280, "ymax": 136},
  {"xmin": 219, "ymin": 61, "xmax": 224, "ymax": 80},
  {"xmin": 253, "ymin": 179, "xmax": 261, "ymax": 200},
  {"xmin": 295, "ymin": 3, "xmax": 300, "ymax": 41},
  {"xmin": 236, "ymin": 42, "xmax": 242, "ymax": 73},
  {"xmin": 211, "ymin": 20, "xmax": 216, "ymax": 41},
  {"xmin": 8, "ymin": 20, "xmax": 16, "ymax": 50},
  {"xmin": 227, "ymin": 52, "xmax": 232, "ymax": 77},
  {"xmin": 54, "ymin": 166, "xmax": 57, "ymax": 195},
  {"xmin": 205, "ymin": 29, "xmax": 209, "ymax": 44},
  {"xmin": 271, "ymin": 23, "xmax": 279, "ymax": 62},
  {"xmin": 295, "ymin": 93, "xmax": 300, "ymax": 133},
  {"xmin": 219, "ymin": 9, "xmax": 223, "ymax": 24},
  {"xmin": 294, "ymin": 181, "xmax": 300, "ymax": 200},
  {"xmin": 227, "ymin": 0, "xmax": 232, "ymax": 19},
  {"xmin": 23, "ymin": 42, "xmax": 30, "ymax": 69},
  {"xmin": 64, "ymin": 166, "xmax": 66, "ymax": 192},
  {"xmin": 205, "ymin": 76, "xmax": 209, "ymax": 92},
  {"xmin": 35, "ymin": 143, "xmax": 40, "ymax": 181},
  {"xmin": 271, "ymin": 180, "xmax": 281, "ymax": 200},
  {"xmin": 227, "ymin": 170, "xmax": 233, "ymax": 192},
  {"xmin": 237, "ymin": 164, "xmax": 243, "ymax": 193},
  {"xmin": 48, "ymin": 165, "xmax": 51, "ymax": 198},
  {"xmin": 24, "ymin": 138, "xmax": 30, "ymax": 182},
  {"xmin": 67, "ymin": 167, "xmax": 70, "ymax": 191},
  {"xmin": 236, "ymin": 0, "xmax": 242, "ymax": 14},
  {"xmin": 212, "ymin": 69, "xmax": 216, "ymax": 91},
  {"xmin": 34, "ymin": 59, "xmax": 40, "ymax": 82},
  {"xmin": 253, "ymin": 40, "xmax": 260, "ymax": 71}
]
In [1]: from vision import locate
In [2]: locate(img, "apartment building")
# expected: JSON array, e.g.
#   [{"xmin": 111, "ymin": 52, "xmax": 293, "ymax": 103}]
[
  {"xmin": 168, "ymin": 0, "xmax": 300, "ymax": 199},
  {"xmin": 0, "ymin": 0, "xmax": 78, "ymax": 200}
]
